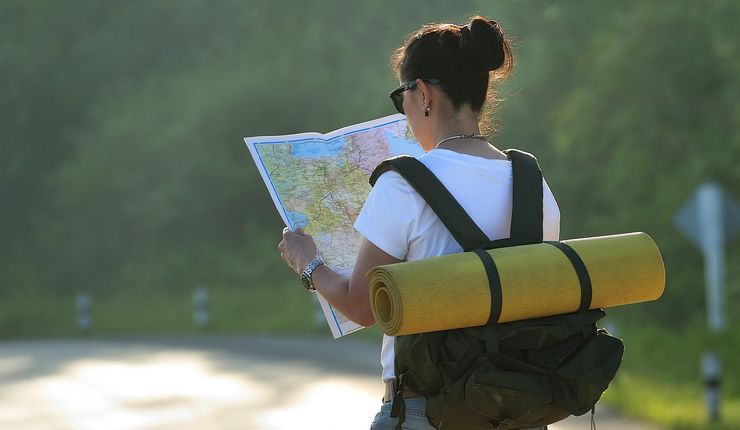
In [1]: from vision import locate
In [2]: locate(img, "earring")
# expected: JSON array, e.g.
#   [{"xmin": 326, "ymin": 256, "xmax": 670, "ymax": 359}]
[{"xmin": 424, "ymin": 106, "xmax": 430, "ymax": 117}]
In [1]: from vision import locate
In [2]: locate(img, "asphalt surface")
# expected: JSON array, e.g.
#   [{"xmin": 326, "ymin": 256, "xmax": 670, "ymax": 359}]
[{"xmin": 0, "ymin": 335, "xmax": 661, "ymax": 430}]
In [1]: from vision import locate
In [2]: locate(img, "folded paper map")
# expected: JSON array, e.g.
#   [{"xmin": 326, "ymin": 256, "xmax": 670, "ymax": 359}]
[{"xmin": 244, "ymin": 114, "xmax": 424, "ymax": 338}]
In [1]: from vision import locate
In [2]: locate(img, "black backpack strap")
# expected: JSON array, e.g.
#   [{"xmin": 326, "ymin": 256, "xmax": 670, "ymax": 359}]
[
  {"xmin": 369, "ymin": 155, "xmax": 489, "ymax": 251},
  {"xmin": 503, "ymin": 149, "xmax": 544, "ymax": 243}
]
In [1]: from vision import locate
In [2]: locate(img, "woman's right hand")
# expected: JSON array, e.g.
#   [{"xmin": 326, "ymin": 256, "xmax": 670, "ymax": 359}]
[{"xmin": 277, "ymin": 227, "xmax": 319, "ymax": 275}]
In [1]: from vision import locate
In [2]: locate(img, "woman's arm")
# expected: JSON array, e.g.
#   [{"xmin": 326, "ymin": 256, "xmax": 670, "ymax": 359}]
[
  {"xmin": 312, "ymin": 237, "xmax": 401, "ymax": 326},
  {"xmin": 278, "ymin": 228, "xmax": 401, "ymax": 326}
]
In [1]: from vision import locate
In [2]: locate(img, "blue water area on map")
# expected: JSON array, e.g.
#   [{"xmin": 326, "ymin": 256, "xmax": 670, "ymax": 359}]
[
  {"xmin": 384, "ymin": 129, "xmax": 424, "ymax": 156},
  {"xmin": 291, "ymin": 136, "xmax": 346, "ymax": 159},
  {"xmin": 287, "ymin": 211, "xmax": 309, "ymax": 229}
]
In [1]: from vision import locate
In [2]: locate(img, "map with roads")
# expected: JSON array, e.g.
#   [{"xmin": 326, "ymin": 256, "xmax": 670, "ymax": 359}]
[{"xmin": 245, "ymin": 114, "xmax": 424, "ymax": 337}]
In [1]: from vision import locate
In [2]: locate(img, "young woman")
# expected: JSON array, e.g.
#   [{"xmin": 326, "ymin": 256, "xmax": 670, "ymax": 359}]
[{"xmin": 278, "ymin": 15, "xmax": 560, "ymax": 430}]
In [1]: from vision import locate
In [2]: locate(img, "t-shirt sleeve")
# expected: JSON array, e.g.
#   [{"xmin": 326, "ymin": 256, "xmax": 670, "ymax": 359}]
[
  {"xmin": 542, "ymin": 178, "xmax": 561, "ymax": 241},
  {"xmin": 353, "ymin": 171, "xmax": 420, "ymax": 260}
]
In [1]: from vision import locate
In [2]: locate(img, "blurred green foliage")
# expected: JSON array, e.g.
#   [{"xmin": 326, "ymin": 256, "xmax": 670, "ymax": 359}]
[
  {"xmin": 4, "ymin": 0, "xmax": 736, "ymax": 329},
  {"xmin": 1, "ymin": 0, "xmax": 478, "ymax": 299},
  {"xmin": 1, "ymin": 1, "xmax": 739, "ymax": 427}
]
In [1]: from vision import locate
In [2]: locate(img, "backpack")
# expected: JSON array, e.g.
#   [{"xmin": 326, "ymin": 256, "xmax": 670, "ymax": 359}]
[{"xmin": 368, "ymin": 149, "xmax": 624, "ymax": 430}]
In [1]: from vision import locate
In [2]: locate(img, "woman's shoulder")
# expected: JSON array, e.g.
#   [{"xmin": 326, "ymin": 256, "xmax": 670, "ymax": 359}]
[{"xmin": 371, "ymin": 169, "xmax": 423, "ymax": 199}]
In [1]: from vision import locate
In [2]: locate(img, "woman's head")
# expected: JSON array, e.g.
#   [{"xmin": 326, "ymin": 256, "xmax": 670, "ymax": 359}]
[{"xmin": 389, "ymin": 15, "xmax": 513, "ymax": 146}]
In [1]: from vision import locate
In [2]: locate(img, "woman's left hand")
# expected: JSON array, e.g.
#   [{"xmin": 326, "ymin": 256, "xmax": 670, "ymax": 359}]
[{"xmin": 278, "ymin": 227, "xmax": 319, "ymax": 275}]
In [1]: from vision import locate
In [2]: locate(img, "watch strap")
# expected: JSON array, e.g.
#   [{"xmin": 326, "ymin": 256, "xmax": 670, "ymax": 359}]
[{"xmin": 301, "ymin": 254, "xmax": 325, "ymax": 291}]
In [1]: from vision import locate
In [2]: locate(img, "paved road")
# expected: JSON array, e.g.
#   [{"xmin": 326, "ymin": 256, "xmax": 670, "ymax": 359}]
[{"xmin": 0, "ymin": 335, "xmax": 660, "ymax": 430}]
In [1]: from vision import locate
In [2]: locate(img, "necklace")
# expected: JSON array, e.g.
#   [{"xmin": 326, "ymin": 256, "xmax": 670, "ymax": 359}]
[{"xmin": 435, "ymin": 133, "xmax": 487, "ymax": 149}]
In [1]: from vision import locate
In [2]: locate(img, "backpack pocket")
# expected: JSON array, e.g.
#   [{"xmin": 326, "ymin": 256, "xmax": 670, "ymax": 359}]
[
  {"xmin": 555, "ymin": 329, "xmax": 624, "ymax": 414},
  {"xmin": 464, "ymin": 357, "xmax": 552, "ymax": 419},
  {"xmin": 395, "ymin": 333, "xmax": 446, "ymax": 393}
]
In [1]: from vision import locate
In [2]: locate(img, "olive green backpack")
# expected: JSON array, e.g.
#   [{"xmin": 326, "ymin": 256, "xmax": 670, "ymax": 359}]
[{"xmin": 369, "ymin": 149, "xmax": 624, "ymax": 430}]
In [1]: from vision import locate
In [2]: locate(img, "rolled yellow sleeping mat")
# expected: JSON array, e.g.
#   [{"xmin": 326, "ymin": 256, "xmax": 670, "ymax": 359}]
[{"xmin": 368, "ymin": 232, "xmax": 665, "ymax": 336}]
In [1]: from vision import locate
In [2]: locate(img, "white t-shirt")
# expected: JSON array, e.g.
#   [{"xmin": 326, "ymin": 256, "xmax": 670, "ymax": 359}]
[{"xmin": 353, "ymin": 148, "xmax": 561, "ymax": 382}]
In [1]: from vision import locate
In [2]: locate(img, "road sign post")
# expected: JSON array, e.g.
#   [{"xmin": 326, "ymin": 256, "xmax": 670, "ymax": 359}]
[
  {"xmin": 675, "ymin": 181, "xmax": 740, "ymax": 331},
  {"xmin": 697, "ymin": 183, "xmax": 727, "ymax": 330},
  {"xmin": 675, "ymin": 181, "xmax": 740, "ymax": 423}
]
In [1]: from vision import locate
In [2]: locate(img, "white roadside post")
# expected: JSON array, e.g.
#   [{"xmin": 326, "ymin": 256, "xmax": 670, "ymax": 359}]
[
  {"xmin": 675, "ymin": 181, "xmax": 740, "ymax": 422},
  {"xmin": 76, "ymin": 292, "xmax": 92, "ymax": 334},
  {"xmin": 193, "ymin": 288, "xmax": 210, "ymax": 330},
  {"xmin": 702, "ymin": 352, "xmax": 722, "ymax": 421}
]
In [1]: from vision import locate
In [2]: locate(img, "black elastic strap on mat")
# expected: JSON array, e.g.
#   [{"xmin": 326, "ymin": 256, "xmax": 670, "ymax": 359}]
[
  {"xmin": 472, "ymin": 248, "xmax": 503, "ymax": 324},
  {"xmin": 370, "ymin": 155, "xmax": 489, "ymax": 251},
  {"xmin": 546, "ymin": 241, "xmax": 592, "ymax": 312},
  {"xmin": 504, "ymin": 149, "xmax": 544, "ymax": 243}
]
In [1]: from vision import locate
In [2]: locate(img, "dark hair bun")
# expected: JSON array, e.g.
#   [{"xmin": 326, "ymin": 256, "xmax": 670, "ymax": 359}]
[{"xmin": 459, "ymin": 17, "xmax": 506, "ymax": 73}]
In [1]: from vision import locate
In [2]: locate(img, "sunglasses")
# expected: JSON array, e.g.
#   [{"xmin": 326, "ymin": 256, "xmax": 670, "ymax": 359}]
[{"xmin": 389, "ymin": 78, "xmax": 441, "ymax": 115}]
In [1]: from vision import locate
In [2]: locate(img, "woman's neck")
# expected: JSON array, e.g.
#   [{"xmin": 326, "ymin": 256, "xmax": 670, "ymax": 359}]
[
  {"xmin": 434, "ymin": 115, "xmax": 482, "ymax": 145},
  {"xmin": 431, "ymin": 114, "xmax": 507, "ymax": 160}
]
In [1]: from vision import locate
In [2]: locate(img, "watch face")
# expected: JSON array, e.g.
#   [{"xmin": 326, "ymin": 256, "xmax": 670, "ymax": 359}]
[{"xmin": 301, "ymin": 274, "xmax": 312, "ymax": 290}]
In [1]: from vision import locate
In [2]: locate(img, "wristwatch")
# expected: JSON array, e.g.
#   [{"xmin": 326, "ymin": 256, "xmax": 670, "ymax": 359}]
[{"xmin": 300, "ymin": 253, "xmax": 325, "ymax": 292}]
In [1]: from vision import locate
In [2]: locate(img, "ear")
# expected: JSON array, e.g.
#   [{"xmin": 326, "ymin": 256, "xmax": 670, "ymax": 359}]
[{"xmin": 416, "ymin": 79, "xmax": 434, "ymax": 107}]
